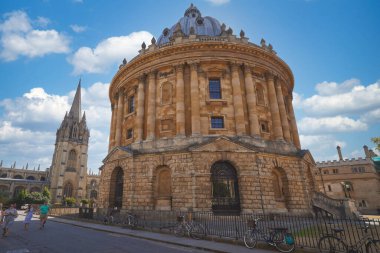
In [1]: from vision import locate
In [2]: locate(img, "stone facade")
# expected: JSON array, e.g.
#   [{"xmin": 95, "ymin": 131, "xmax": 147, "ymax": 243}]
[
  {"xmin": 316, "ymin": 146, "xmax": 380, "ymax": 215},
  {"xmin": 48, "ymin": 81, "xmax": 100, "ymax": 204},
  {"xmin": 0, "ymin": 163, "xmax": 49, "ymax": 198},
  {"xmin": 99, "ymin": 5, "xmax": 318, "ymax": 214}
]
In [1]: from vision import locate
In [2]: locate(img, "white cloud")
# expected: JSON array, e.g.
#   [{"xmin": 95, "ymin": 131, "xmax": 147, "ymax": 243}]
[
  {"xmin": 300, "ymin": 79, "xmax": 380, "ymax": 117},
  {"xmin": 205, "ymin": 0, "xmax": 230, "ymax": 5},
  {"xmin": 35, "ymin": 16, "xmax": 50, "ymax": 27},
  {"xmin": 0, "ymin": 10, "xmax": 70, "ymax": 61},
  {"xmin": 0, "ymin": 82, "xmax": 110, "ymax": 171},
  {"xmin": 300, "ymin": 134, "xmax": 346, "ymax": 162},
  {"xmin": 298, "ymin": 116, "xmax": 367, "ymax": 134},
  {"xmin": 69, "ymin": 31, "xmax": 153, "ymax": 74},
  {"xmin": 360, "ymin": 108, "xmax": 380, "ymax": 123},
  {"xmin": 70, "ymin": 24, "xmax": 86, "ymax": 33}
]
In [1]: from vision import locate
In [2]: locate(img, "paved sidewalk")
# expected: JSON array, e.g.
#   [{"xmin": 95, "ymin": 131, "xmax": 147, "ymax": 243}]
[{"xmin": 46, "ymin": 215, "xmax": 277, "ymax": 253}]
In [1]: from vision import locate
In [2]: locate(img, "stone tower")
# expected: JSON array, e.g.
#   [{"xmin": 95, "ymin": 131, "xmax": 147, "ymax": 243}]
[{"xmin": 49, "ymin": 80, "xmax": 90, "ymax": 204}]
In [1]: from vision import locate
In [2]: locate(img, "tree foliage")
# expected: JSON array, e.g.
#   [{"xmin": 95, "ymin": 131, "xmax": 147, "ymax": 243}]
[
  {"xmin": 42, "ymin": 186, "xmax": 51, "ymax": 200},
  {"xmin": 371, "ymin": 137, "xmax": 380, "ymax": 151}
]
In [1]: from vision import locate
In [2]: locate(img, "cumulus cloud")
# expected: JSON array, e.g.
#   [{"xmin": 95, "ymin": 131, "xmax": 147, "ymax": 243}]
[
  {"xmin": 205, "ymin": 0, "xmax": 230, "ymax": 5},
  {"xmin": 0, "ymin": 82, "xmax": 110, "ymax": 170},
  {"xmin": 300, "ymin": 134, "xmax": 346, "ymax": 161},
  {"xmin": 298, "ymin": 116, "xmax": 367, "ymax": 134},
  {"xmin": 70, "ymin": 24, "xmax": 86, "ymax": 33},
  {"xmin": 300, "ymin": 79, "xmax": 380, "ymax": 117},
  {"xmin": 69, "ymin": 31, "xmax": 153, "ymax": 74},
  {"xmin": 0, "ymin": 10, "xmax": 70, "ymax": 61}
]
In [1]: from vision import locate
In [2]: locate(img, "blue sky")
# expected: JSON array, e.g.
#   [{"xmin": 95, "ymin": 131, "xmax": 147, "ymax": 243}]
[{"xmin": 0, "ymin": 0, "xmax": 379, "ymax": 171}]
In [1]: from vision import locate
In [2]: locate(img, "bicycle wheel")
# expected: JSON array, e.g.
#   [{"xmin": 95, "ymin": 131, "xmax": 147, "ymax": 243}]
[
  {"xmin": 127, "ymin": 215, "xmax": 137, "ymax": 228},
  {"xmin": 174, "ymin": 224, "xmax": 186, "ymax": 237},
  {"xmin": 273, "ymin": 231, "xmax": 295, "ymax": 253},
  {"xmin": 243, "ymin": 229, "xmax": 259, "ymax": 249},
  {"xmin": 366, "ymin": 240, "xmax": 380, "ymax": 253},
  {"xmin": 318, "ymin": 235, "xmax": 347, "ymax": 253},
  {"xmin": 190, "ymin": 223, "xmax": 206, "ymax": 240}
]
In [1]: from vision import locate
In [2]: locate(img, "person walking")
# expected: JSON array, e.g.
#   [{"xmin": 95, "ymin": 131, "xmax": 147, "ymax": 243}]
[
  {"xmin": 23, "ymin": 204, "xmax": 34, "ymax": 231},
  {"xmin": 2, "ymin": 203, "xmax": 18, "ymax": 237},
  {"xmin": 39, "ymin": 201, "xmax": 49, "ymax": 229}
]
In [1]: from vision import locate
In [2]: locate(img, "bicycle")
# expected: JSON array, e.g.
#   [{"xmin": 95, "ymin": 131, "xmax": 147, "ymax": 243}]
[
  {"xmin": 318, "ymin": 225, "xmax": 380, "ymax": 253},
  {"xmin": 173, "ymin": 215, "xmax": 206, "ymax": 240},
  {"xmin": 243, "ymin": 218, "xmax": 295, "ymax": 253},
  {"xmin": 122, "ymin": 212, "xmax": 138, "ymax": 229}
]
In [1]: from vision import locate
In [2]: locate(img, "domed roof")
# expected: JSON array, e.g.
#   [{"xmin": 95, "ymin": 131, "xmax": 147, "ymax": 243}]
[{"xmin": 157, "ymin": 4, "xmax": 222, "ymax": 45}]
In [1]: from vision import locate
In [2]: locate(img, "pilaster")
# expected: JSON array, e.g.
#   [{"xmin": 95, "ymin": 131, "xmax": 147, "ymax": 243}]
[
  {"xmin": 244, "ymin": 65, "xmax": 260, "ymax": 136},
  {"xmin": 135, "ymin": 75, "xmax": 146, "ymax": 142},
  {"xmin": 146, "ymin": 71, "xmax": 157, "ymax": 140},
  {"xmin": 275, "ymin": 80, "xmax": 291, "ymax": 142},
  {"xmin": 175, "ymin": 64, "xmax": 185, "ymax": 136},
  {"xmin": 266, "ymin": 73, "xmax": 283, "ymax": 140},
  {"xmin": 231, "ymin": 63, "xmax": 246, "ymax": 135},
  {"xmin": 190, "ymin": 62, "xmax": 201, "ymax": 136},
  {"xmin": 114, "ymin": 89, "xmax": 125, "ymax": 146}
]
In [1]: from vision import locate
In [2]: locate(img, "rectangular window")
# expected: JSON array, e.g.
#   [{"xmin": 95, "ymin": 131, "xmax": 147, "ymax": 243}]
[
  {"xmin": 209, "ymin": 79, "xmax": 221, "ymax": 99},
  {"xmin": 128, "ymin": 96, "xmax": 135, "ymax": 113},
  {"xmin": 328, "ymin": 185, "xmax": 332, "ymax": 192},
  {"xmin": 259, "ymin": 121, "xmax": 269, "ymax": 133},
  {"xmin": 333, "ymin": 169, "xmax": 338, "ymax": 174},
  {"xmin": 211, "ymin": 116, "xmax": 224, "ymax": 129},
  {"xmin": 127, "ymin": 129, "xmax": 133, "ymax": 139}
]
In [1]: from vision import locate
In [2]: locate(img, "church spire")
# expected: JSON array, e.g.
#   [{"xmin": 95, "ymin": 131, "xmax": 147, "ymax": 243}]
[{"xmin": 69, "ymin": 79, "xmax": 81, "ymax": 120}]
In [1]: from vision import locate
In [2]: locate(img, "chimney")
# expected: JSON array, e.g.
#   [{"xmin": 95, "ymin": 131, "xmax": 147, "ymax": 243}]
[
  {"xmin": 363, "ymin": 145, "xmax": 370, "ymax": 158},
  {"xmin": 337, "ymin": 146, "xmax": 343, "ymax": 161}
]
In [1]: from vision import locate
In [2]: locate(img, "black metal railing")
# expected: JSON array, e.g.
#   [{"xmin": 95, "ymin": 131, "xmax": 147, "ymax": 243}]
[{"xmin": 72, "ymin": 210, "xmax": 380, "ymax": 250}]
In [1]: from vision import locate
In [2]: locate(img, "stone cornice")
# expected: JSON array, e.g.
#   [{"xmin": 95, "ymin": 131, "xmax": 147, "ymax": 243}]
[{"xmin": 109, "ymin": 41, "xmax": 294, "ymax": 100}]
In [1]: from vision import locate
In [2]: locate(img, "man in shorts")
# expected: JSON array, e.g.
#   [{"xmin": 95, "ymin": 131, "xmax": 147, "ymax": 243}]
[
  {"xmin": 2, "ymin": 203, "xmax": 18, "ymax": 237},
  {"xmin": 39, "ymin": 201, "xmax": 49, "ymax": 229}
]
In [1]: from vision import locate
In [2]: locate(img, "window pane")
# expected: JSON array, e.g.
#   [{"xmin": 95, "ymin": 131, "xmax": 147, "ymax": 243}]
[
  {"xmin": 209, "ymin": 79, "xmax": 221, "ymax": 99},
  {"xmin": 211, "ymin": 117, "xmax": 224, "ymax": 128}
]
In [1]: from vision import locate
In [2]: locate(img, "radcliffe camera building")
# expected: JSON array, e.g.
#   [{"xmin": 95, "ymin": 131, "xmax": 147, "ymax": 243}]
[{"xmin": 98, "ymin": 5, "xmax": 319, "ymax": 214}]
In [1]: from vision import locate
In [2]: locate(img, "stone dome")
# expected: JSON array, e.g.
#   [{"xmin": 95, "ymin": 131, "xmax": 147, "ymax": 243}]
[{"xmin": 157, "ymin": 4, "xmax": 222, "ymax": 45}]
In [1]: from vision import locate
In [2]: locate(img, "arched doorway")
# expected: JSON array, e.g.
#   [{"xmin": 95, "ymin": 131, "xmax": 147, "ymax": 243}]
[
  {"xmin": 211, "ymin": 161, "xmax": 241, "ymax": 214},
  {"xmin": 90, "ymin": 190, "xmax": 98, "ymax": 199},
  {"xmin": 109, "ymin": 167, "xmax": 123, "ymax": 209},
  {"xmin": 13, "ymin": 186, "xmax": 25, "ymax": 198},
  {"xmin": 153, "ymin": 166, "xmax": 172, "ymax": 210}
]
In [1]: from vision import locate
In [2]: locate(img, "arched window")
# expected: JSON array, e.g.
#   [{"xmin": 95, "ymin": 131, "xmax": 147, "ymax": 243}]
[
  {"xmin": 0, "ymin": 173, "xmax": 7, "ymax": 178},
  {"xmin": 90, "ymin": 190, "xmax": 98, "ymax": 199},
  {"xmin": 272, "ymin": 170, "xmax": 284, "ymax": 200},
  {"xmin": 40, "ymin": 176, "xmax": 46, "ymax": 181},
  {"xmin": 90, "ymin": 180, "xmax": 97, "ymax": 188},
  {"xmin": 109, "ymin": 167, "xmax": 123, "ymax": 208},
  {"xmin": 67, "ymin": 150, "xmax": 77, "ymax": 172},
  {"xmin": 0, "ymin": 185, "xmax": 9, "ymax": 192},
  {"xmin": 256, "ymin": 84, "xmax": 265, "ymax": 106},
  {"xmin": 72, "ymin": 126, "xmax": 78, "ymax": 138},
  {"xmin": 13, "ymin": 175, "xmax": 23, "ymax": 179},
  {"xmin": 26, "ymin": 176, "xmax": 35, "ymax": 180},
  {"xmin": 13, "ymin": 186, "xmax": 25, "ymax": 198},
  {"xmin": 211, "ymin": 161, "xmax": 241, "ymax": 213},
  {"xmin": 63, "ymin": 182, "xmax": 73, "ymax": 197}
]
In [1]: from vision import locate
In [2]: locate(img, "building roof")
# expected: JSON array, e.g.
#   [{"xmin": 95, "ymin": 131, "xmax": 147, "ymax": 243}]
[
  {"xmin": 157, "ymin": 4, "xmax": 222, "ymax": 46},
  {"xmin": 372, "ymin": 156, "xmax": 380, "ymax": 172}
]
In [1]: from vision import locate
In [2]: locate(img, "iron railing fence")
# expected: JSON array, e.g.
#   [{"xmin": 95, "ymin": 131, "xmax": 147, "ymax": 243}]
[{"xmin": 90, "ymin": 210, "xmax": 380, "ymax": 250}]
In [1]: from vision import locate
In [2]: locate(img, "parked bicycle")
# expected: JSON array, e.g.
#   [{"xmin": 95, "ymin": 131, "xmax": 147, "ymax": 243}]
[
  {"xmin": 123, "ymin": 212, "xmax": 137, "ymax": 229},
  {"xmin": 318, "ymin": 225, "xmax": 380, "ymax": 253},
  {"xmin": 243, "ymin": 218, "xmax": 295, "ymax": 252},
  {"xmin": 174, "ymin": 215, "xmax": 206, "ymax": 240}
]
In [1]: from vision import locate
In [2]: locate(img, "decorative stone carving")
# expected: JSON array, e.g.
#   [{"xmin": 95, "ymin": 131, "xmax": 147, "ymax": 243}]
[
  {"xmin": 189, "ymin": 26, "xmax": 195, "ymax": 35},
  {"xmin": 151, "ymin": 37, "xmax": 156, "ymax": 45},
  {"xmin": 226, "ymin": 27, "xmax": 233, "ymax": 35},
  {"xmin": 141, "ymin": 42, "xmax": 146, "ymax": 50},
  {"xmin": 240, "ymin": 29, "xmax": 245, "ymax": 38},
  {"xmin": 260, "ymin": 38, "xmax": 266, "ymax": 48}
]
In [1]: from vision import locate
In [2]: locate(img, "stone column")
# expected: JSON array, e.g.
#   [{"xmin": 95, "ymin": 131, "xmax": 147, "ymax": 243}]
[
  {"xmin": 231, "ymin": 63, "xmax": 246, "ymax": 135},
  {"xmin": 190, "ymin": 63, "xmax": 200, "ymax": 136},
  {"xmin": 244, "ymin": 65, "xmax": 260, "ymax": 136},
  {"xmin": 146, "ymin": 71, "xmax": 157, "ymax": 140},
  {"xmin": 114, "ymin": 89, "xmax": 125, "ymax": 146},
  {"xmin": 108, "ymin": 103, "xmax": 117, "ymax": 151},
  {"xmin": 287, "ymin": 95, "xmax": 301, "ymax": 149},
  {"xmin": 175, "ymin": 64, "xmax": 185, "ymax": 136},
  {"xmin": 275, "ymin": 80, "xmax": 291, "ymax": 142},
  {"xmin": 266, "ymin": 73, "xmax": 283, "ymax": 140},
  {"xmin": 135, "ymin": 75, "xmax": 146, "ymax": 142}
]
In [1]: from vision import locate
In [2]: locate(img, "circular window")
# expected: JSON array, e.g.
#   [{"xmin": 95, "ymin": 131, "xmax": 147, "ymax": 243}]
[
  {"xmin": 163, "ymin": 28, "xmax": 169, "ymax": 37},
  {"xmin": 197, "ymin": 18, "xmax": 203, "ymax": 25}
]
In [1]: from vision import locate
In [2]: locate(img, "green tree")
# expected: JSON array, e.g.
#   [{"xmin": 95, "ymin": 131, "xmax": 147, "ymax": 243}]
[
  {"xmin": 0, "ymin": 190, "xmax": 10, "ymax": 204},
  {"xmin": 65, "ymin": 197, "xmax": 76, "ymax": 207},
  {"xmin": 371, "ymin": 137, "xmax": 380, "ymax": 151},
  {"xmin": 25, "ymin": 192, "xmax": 48, "ymax": 204},
  {"xmin": 42, "ymin": 186, "xmax": 51, "ymax": 201}
]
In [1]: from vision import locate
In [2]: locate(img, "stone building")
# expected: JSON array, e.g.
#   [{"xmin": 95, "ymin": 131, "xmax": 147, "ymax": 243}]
[
  {"xmin": 98, "ymin": 4, "xmax": 319, "ymax": 214},
  {"xmin": 0, "ymin": 82, "xmax": 100, "ymax": 204},
  {"xmin": 0, "ymin": 162, "xmax": 49, "ymax": 199},
  {"xmin": 316, "ymin": 145, "xmax": 380, "ymax": 215},
  {"xmin": 48, "ymin": 81, "xmax": 100, "ymax": 204}
]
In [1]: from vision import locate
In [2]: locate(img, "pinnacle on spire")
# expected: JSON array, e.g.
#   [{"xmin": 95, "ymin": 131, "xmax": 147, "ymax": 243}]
[{"xmin": 69, "ymin": 79, "xmax": 82, "ymax": 120}]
